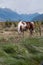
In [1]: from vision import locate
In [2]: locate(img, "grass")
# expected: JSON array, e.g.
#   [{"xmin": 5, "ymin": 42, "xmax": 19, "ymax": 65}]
[{"xmin": 0, "ymin": 36, "xmax": 43, "ymax": 65}]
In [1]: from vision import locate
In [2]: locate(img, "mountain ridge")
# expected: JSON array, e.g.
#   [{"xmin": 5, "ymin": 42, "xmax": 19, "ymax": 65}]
[{"xmin": 0, "ymin": 8, "xmax": 43, "ymax": 22}]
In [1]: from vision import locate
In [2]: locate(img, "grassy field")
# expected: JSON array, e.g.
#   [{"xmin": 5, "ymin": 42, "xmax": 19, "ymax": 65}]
[
  {"xmin": 0, "ymin": 22, "xmax": 43, "ymax": 65},
  {"xmin": 0, "ymin": 36, "xmax": 43, "ymax": 65}
]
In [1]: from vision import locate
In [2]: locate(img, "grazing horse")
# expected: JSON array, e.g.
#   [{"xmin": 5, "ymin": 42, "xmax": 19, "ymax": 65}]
[{"xmin": 17, "ymin": 21, "xmax": 35, "ymax": 36}]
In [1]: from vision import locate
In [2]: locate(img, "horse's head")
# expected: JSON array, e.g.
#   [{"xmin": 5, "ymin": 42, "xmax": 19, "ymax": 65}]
[{"xmin": 17, "ymin": 21, "xmax": 27, "ymax": 34}]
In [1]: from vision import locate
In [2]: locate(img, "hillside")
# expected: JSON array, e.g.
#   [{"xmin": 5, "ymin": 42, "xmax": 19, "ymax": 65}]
[
  {"xmin": 32, "ymin": 14, "xmax": 43, "ymax": 21},
  {"xmin": 20, "ymin": 13, "xmax": 39, "ymax": 21},
  {"xmin": 0, "ymin": 8, "xmax": 41, "ymax": 21},
  {"xmin": 0, "ymin": 8, "xmax": 20, "ymax": 21}
]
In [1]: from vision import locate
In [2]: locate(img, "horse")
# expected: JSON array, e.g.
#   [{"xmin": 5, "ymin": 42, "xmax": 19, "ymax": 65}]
[{"xmin": 17, "ymin": 21, "xmax": 35, "ymax": 37}]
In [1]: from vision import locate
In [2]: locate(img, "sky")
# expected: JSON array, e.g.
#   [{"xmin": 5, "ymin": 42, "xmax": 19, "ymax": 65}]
[{"xmin": 0, "ymin": 0, "xmax": 43, "ymax": 14}]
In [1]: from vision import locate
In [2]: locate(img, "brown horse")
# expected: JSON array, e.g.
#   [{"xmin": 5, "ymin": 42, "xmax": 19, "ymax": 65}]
[{"xmin": 18, "ymin": 21, "xmax": 35, "ymax": 36}]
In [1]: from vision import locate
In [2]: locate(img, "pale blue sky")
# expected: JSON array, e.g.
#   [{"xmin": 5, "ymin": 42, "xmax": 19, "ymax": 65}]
[{"xmin": 0, "ymin": 0, "xmax": 43, "ymax": 14}]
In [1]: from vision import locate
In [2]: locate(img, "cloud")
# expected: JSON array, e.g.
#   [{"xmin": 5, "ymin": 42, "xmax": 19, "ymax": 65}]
[{"xmin": 0, "ymin": 0, "xmax": 43, "ymax": 14}]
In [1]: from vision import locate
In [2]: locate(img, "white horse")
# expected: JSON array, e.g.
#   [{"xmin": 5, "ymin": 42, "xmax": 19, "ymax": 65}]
[{"xmin": 17, "ymin": 21, "xmax": 35, "ymax": 37}]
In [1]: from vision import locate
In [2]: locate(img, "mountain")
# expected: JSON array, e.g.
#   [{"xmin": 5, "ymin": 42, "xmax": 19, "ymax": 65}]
[
  {"xmin": 20, "ymin": 13, "xmax": 39, "ymax": 21},
  {"xmin": 0, "ymin": 8, "xmax": 43, "ymax": 21},
  {"xmin": 31, "ymin": 14, "xmax": 43, "ymax": 21},
  {"xmin": 0, "ymin": 8, "xmax": 20, "ymax": 21}
]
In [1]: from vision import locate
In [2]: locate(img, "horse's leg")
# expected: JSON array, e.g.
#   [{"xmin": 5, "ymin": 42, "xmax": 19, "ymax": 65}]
[
  {"xmin": 23, "ymin": 31, "xmax": 24, "ymax": 38},
  {"xmin": 30, "ymin": 29, "xmax": 33, "ymax": 37},
  {"xmin": 21, "ymin": 31, "xmax": 24, "ymax": 38}
]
